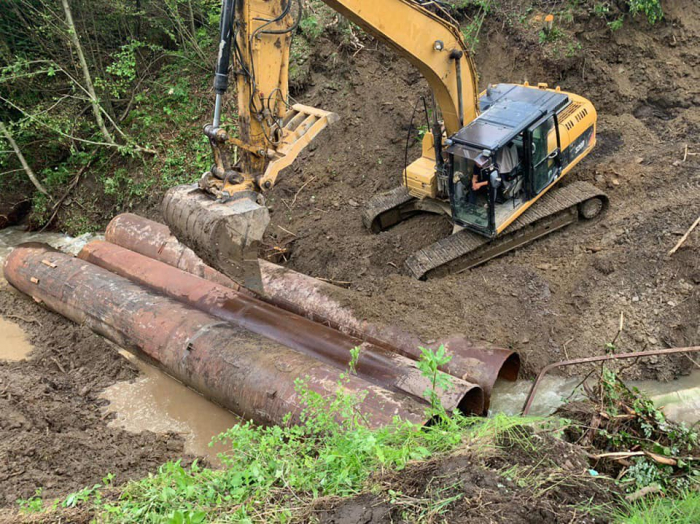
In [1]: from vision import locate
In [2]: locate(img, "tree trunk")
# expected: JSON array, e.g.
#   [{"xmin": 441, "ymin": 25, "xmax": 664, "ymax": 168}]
[
  {"xmin": 60, "ymin": 0, "xmax": 115, "ymax": 145},
  {"xmin": 188, "ymin": 0, "xmax": 197, "ymax": 40},
  {"xmin": 0, "ymin": 121, "xmax": 52, "ymax": 199}
]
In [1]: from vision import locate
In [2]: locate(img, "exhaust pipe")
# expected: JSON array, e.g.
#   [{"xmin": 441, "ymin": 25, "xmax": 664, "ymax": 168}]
[{"xmin": 3, "ymin": 244, "xmax": 430, "ymax": 428}]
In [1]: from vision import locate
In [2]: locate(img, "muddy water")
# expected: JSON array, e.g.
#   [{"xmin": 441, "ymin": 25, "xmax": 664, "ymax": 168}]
[
  {"xmin": 2, "ymin": 227, "xmax": 241, "ymax": 465},
  {"xmin": 101, "ymin": 350, "xmax": 241, "ymax": 465},
  {"xmin": 0, "ymin": 227, "xmax": 100, "ymax": 265},
  {"xmin": 490, "ymin": 371, "xmax": 700, "ymax": 426},
  {"xmin": 0, "ymin": 317, "xmax": 34, "ymax": 361}
]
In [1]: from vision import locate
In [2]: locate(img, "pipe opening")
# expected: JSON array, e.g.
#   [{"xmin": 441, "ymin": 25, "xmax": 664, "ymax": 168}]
[
  {"xmin": 456, "ymin": 386, "xmax": 485, "ymax": 416},
  {"xmin": 498, "ymin": 353, "xmax": 521, "ymax": 382}
]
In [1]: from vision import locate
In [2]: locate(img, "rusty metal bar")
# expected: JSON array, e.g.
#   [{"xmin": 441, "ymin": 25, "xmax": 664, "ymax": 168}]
[
  {"xmin": 78, "ymin": 240, "xmax": 484, "ymax": 414},
  {"xmin": 4, "ymin": 243, "xmax": 431, "ymax": 428},
  {"xmin": 522, "ymin": 346, "xmax": 700, "ymax": 415},
  {"xmin": 104, "ymin": 214, "xmax": 520, "ymax": 408}
]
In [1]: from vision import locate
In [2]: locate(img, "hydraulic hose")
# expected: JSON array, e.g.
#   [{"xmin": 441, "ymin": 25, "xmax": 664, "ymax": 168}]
[{"xmin": 213, "ymin": 0, "xmax": 237, "ymax": 127}]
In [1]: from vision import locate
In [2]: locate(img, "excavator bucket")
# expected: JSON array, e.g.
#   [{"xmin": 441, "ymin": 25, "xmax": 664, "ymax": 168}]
[
  {"xmin": 161, "ymin": 104, "xmax": 337, "ymax": 293},
  {"xmin": 162, "ymin": 184, "xmax": 270, "ymax": 292}
]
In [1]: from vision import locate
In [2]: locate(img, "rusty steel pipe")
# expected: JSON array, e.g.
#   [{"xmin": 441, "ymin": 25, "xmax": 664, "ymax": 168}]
[
  {"xmin": 78, "ymin": 240, "xmax": 484, "ymax": 414},
  {"xmin": 3, "ymin": 244, "xmax": 430, "ymax": 428},
  {"xmin": 105, "ymin": 214, "xmax": 520, "ymax": 407}
]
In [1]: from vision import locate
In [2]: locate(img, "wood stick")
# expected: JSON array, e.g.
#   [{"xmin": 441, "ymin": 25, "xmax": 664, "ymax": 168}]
[
  {"xmin": 0, "ymin": 121, "xmax": 51, "ymax": 199},
  {"xmin": 668, "ymin": 214, "xmax": 700, "ymax": 255},
  {"xmin": 290, "ymin": 176, "xmax": 316, "ymax": 208}
]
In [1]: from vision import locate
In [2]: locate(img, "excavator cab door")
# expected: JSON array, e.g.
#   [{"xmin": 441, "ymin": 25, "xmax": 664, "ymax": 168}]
[
  {"xmin": 447, "ymin": 148, "xmax": 497, "ymax": 237},
  {"xmin": 526, "ymin": 115, "xmax": 561, "ymax": 197}
]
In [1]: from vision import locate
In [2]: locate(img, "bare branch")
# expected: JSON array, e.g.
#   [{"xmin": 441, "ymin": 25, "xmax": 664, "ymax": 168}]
[
  {"xmin": 0, "ymin": 121, "xmax": 53, "ymax": 200},
  {"xmin": 60, "ymin": 0, "xmax": 116, "ymax": 146}
]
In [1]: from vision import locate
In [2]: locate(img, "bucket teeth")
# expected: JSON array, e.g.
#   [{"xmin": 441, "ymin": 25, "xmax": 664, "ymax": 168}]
[{"xmin": 162, "ymin": 184, "xmax": 270, "ymax": 292}]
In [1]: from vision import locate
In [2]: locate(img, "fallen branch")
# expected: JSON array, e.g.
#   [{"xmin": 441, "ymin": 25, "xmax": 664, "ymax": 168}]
[
  {"xmin": 317, "ymin": 277, "xmax": 353, "ymax": 287},
  {"xmin": 668, "ymin": 214, "xmax": 700, "ymax": 256},
  {"xmin": 587, "ymin": 450, "xmax": 686, "ymax": 467},
  {"xmin": 625, "ymin": 485, "xmax": 663, "ymax": 502},
  {"xmin": 290, "ymin": 176, "xmax": 316, "ymax": 208},
  {"xmin": 39, "ymin": 152, "xmax": 100, "ymax": 232}
]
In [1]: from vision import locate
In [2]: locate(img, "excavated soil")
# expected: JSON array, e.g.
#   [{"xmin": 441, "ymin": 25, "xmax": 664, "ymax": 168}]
[
  {"xmin": 0, "ymin": 0, "xmax": 699, "ymax": 514},
  {"xmin": 266, "ymin": 0, "xmax": 700, "ymax": 379}
]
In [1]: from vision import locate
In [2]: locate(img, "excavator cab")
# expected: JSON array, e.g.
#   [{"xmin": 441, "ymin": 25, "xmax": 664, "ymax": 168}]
[{"xmin": 446, "ymin": 84, "xmax": 573, "ymax": 238}]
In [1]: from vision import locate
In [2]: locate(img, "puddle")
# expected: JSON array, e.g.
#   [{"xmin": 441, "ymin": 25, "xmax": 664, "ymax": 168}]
[
  {"xmin": 101, "ymin": 351, "xmax": 241, "ymax": 466},
  {"xmin": 0, "ymin": 317, "xmax": 34, "ymax": 361},
  {"xmin": 490, "ymin": 371, "xmax": 700, "ymax": 426}
]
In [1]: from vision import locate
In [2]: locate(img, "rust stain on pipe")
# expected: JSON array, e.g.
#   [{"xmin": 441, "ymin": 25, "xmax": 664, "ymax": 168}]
[
  {"xmin": 79, "ymin": 240, "xmax": 484, "ymax": 414},
  {"xmin": 105, "ymin": 214, "xmax": 520, "ymax": 408},
  {"xmin": 3, "ymin": 244, "xmax": 430, "ymax": 428}
]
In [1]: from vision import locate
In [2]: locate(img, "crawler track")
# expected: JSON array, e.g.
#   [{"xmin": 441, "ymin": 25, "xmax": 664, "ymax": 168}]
[{"xmin": 405, "ymin": 181, "xmax": 608, "ymax": 279}]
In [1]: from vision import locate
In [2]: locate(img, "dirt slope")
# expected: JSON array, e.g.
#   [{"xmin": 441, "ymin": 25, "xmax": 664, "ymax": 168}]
[{"xmin": 266, "ymin": 0, "xmax": 700, "ymax": 378}]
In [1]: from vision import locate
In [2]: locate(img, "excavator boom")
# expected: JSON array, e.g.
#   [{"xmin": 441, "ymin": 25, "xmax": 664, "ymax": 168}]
[
  {"xmin": 163, "ymin": 0, "xmax": 600, "ymax": 289},
  {"xmin": 163, "ymin": 0, "xmax": 483, "ymax": 290}
]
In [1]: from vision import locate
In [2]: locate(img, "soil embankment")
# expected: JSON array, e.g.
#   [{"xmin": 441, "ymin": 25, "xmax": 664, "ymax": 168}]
[{"xmin": 266, "ymin": 0, "xmax": 700, "ymax": 379}]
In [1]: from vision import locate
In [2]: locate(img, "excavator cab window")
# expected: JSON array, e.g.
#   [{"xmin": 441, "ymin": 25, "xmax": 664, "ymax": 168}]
[
  {"xmin": 448, "ymin": 148, "xmax": 496, "ymax": 236},
  {"xmin": 449, "ymin": 138, "xmax": 531, "ymax": 237},
  {"xmin": 526, "ymin": 115, "xmax": 560, "ymax": 196}
]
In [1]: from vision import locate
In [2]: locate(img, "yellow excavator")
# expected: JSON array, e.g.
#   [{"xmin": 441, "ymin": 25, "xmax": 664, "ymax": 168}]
[{"xmin": 162, "ymin": 0, "xmax": 607, "ymax": 289}]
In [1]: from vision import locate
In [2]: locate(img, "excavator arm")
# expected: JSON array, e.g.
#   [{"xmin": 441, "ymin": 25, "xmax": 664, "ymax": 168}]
[
  {"xmin": 163, "ymin": 0, "xmax": 480, "ymax": 291},
  {"xmin": 321, "ymin": 0, "xmax": 478, "ymax": 136}
]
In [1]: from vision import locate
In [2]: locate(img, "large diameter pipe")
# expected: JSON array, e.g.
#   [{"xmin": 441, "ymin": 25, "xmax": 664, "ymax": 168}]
[
  {"xmin": 105, "ymin": 214, "xmax": 520, "ymax": 406},
  {"xmin": 3, "ymin": 244, "xmax": 429, "ymax": 428},
  {"xmin": 78, "ymin": 240, "xmax": 484, "ymax": 414},
  {"xmin": 258, "ymin": 266, "xmax": 520, "ymax": 407}
]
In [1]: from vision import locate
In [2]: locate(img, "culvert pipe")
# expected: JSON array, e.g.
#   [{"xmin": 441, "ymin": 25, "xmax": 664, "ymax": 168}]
[
  {"xmin": 105, "ymin": 213, "xmax": 520, "ymax": 408},
  {"xmin": 78, "ymin": 240, "xmax": 484, "ymax": 415},
  {"xmin": 3, "ymin": 244, "xmax": 430, "ymax": 428}
]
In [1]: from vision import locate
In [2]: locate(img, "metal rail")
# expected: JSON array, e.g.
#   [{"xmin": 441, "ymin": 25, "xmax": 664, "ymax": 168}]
[{"xmin": 522, "ymin": 346, "xmax": 700, "ymax": 415}]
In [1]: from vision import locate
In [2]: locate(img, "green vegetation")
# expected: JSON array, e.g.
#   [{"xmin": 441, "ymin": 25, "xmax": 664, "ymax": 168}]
[
  {"xmin": 593, "ymin": 0, "xmax": 663, "ymax": 30},
  {"xmin": 450, "ymin": 0, "xmax": 493, "ymax": 51},
  {"xmin": 24, "ymin": 409, "xmax": 553, "ymax": 522},
  {"xmin": 616, "ymin": 491, "xmax": 700, "ymax": 524},
  {"xmin": 627, "ymin": 0, "xmax": 664, "ymax": 24},
  {"xmin": 13, "ymin": 343, "xmax": 699, "ymax": 523},
  {"xmin": 0, "ymin": 0, "xmax": 223, "ymax": 234},
  {"xmin": 565, "ymin": 367, "xmax": 699, "ymax": 497}
]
